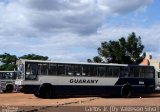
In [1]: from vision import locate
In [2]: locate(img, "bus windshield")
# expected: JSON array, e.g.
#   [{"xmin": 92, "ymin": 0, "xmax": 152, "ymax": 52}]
[
  {"xmin": 25, "ymin": 62, "xmax": 38, "ymax": 80},
  {"xmin": 17, "ymin": 64, "xmax": 24, "ymax": 79},
  {"xmin": 0, "ymin": 72, "xmax": 17, "ymax": 80}
]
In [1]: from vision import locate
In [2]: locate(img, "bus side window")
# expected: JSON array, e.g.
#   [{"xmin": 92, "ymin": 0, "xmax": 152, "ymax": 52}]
[
  {"xmin": 139, "ymin": 67, "xmax": 145, "ymax": 78},
  {"xmin": 82, "ymin": 65, "xmax": 89, "ymax": 76},
  {"xmin": 66, "ymin": 64, "xmax": 73, "ymax": 76},
  {"xmin": 97, "ymin": 67, "xmax": 106, "ymax": 77},
  {"xmin": 41, "ymin": 63, "xmax": 48, "ymax": 75},
  {"xmin": 89, "ymin": 66, "xmax": 97, "ymax": 76},
  {"xmin": 82, "ymin": 73, "xmax": 86, "ymax": 76},
  {"xmin": 5, "ymin": 73, "xmax": 9, "ymax": 79},
  {"xmin": 129, "ymin": 67, "xmax": 134, "ymax": 77},
  {"xmin": 105, "ymin": 67, "xmax": 112, "ymax": 77},
  {"xmin": 144, "ymin": 67, "xmax": 154, "ymax": 78},
  {"xmin": 0, "ymin": 73, "xmax": 2, "ymax": 79},
  {"xmin": 82, "ymin": 65, "xmax": 90, "ymax": 76},
  {"xmin": 13, "ymin": 72, "xmax": 17, "ymax": 79},
  {"xmin": 66, "ymin": 64, "xmax": 82, "ymax": 76},
  {"xmin": 108, "ymin": 67, "xmax": 120, "ymax": 77},
  {"xmin": 92, "ymin": 66, "xmax": 98, "ymax": 76},
  {"xmin": 120, "ymin": 67, "xmax": 128, "ymax": 77},
  {"xmin": 134, "ymin": 67, "xmax": 139, "ymax": 77},
  {"xmin": 112, "ymin": 67, "xmax": 120, "ymax": 77},
  {"xmin": 73, "ymin": 65, "xmax": 82, "ymax": 76},
  {"xmin": 48, "ymin": 64, "xmax": 57, "ymax": 75},
  {"xmin": 1, "ymin": 73, "xmax": 5, "ymax": 79},
  {"xmin": 66, "ymin": 64, "xmax": 75, "ymax": 76},
  {"xmin": 107, "ymin": 67, "xmax": 112, "ymax": 77},
  {"xmin": 145, "ymin": 72, "xmax": 154, "ymax": 78},
  {"xmin": 57, "ymin": 64, "xmax": 65, "ymax": 76}
]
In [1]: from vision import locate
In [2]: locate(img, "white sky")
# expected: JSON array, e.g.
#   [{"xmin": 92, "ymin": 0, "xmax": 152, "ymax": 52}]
[{"xmin": 0, "ymin": 0, "xmax": 160, "ymax": 61}]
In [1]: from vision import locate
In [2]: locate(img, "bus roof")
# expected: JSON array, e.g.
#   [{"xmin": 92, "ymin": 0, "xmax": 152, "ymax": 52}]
[
  {"xmin": 0, "ymin": 71, "xmax": 16, "ymax": 73},
  {"xmin": 17, "ymin": 59, "xmax": 152, "ymax": 67}
]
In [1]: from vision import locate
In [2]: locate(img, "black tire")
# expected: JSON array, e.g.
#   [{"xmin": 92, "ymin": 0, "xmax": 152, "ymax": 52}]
[
  {"xmin": 121, "ymin": 85, "xmax": 132, "ymax": 98},
  {"xmin": 39, "ymin": 84, "xmax": 53, "ymax": 99},
  {"xmin": 5, "ymin": 84, "xmax": 14, "ymax": 93},
  {"xmin": 34, "ymin": 91, "xmax": 41, "ymax": 98}
]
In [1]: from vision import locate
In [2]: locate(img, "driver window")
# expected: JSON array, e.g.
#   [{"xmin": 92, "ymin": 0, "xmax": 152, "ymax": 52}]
[{"xmin": 25, "ymin": 62, "xmax": 38, "ymax": 80}]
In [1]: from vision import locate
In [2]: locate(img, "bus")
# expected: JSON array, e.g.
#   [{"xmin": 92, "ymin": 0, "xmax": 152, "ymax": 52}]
[
  {"xmin": 15, "ymin": 59, "xmax": 155, "ymax": 98},
  {"xmin": 0, "ymin": 71, "xmax": 17, "ymax": 92},
  {"xmin": 155, "ymin": 69, "xmax": 160, "ymax": 91}
]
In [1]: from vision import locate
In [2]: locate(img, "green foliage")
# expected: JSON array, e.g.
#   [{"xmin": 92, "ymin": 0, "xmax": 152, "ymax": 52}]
[
  {"xmin": 87, "ymin": 56, "xmax": 102, "ymax": 63},
  {"xmin": 88, "ymin": 32, "xmax": 145, "ymax": 64},
  {"xmin": 0, "ymin": 53, "xmax": 49, "ymax": 71},
  {"xmin": 0, "ymin": 53, "xmax": 17, "ymax": 71},
  {"xmin": 19, "ymin": 54, "xmax": 48, "ymax": 60}
]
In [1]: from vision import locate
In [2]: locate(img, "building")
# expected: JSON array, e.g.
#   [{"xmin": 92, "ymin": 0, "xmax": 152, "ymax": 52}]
[
  {"xmin": 140, "ymin": 54, "xmax": 160, "ymax": 71},
  {"xmin": 141, "ymin": 54, "xmax": 160, "ymax": 90}
]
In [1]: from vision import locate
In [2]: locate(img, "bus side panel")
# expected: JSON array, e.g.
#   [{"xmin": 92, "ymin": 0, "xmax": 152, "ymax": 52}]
[
  {"xmin": 21, "ymin": 85, "xmax": 122, "ymax": 96},
  {"xmin": 54, "ymin": 85, "xmax": 121, "ymax": 96},
  {"xmin": 21, "ymin": 85, "xmax": 40, "ymax": 94},
  {"xmin": 20, "ymin": 77, "xmax": 155, "ymax": 96}
]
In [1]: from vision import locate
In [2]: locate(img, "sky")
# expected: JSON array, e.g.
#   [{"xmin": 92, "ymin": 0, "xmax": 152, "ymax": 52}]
[{"xmin": 0, "ymin": 0, "xmax": 160, "ymax": 62}]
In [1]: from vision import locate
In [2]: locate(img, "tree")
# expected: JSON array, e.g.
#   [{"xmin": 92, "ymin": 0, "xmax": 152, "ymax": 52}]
[
  {"xmin": 87, "ymin": 56, "xmax": 102, "ymax": 63},
  {"xmin": 19, "ymin": 54, "xmax": 48, "ymax": 60},
  {"xmin": 0, "ymin": 53, "xmax": 49, "ymax": 71},
  {"xmin": 88, "ymin": 32, "xmax": 145, "ymax": 64},
  {"xmin": 0, "ymin": 53, "xmax": 17, "ymax": 71}
]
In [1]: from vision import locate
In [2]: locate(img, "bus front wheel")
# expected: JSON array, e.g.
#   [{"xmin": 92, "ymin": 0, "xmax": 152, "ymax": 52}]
[
  {"xmin": 4, "ymin": 84, "xmax": 14, "ymax": 93},
  {"xmin": 39, "ymin": 84, "xmax": 53, "ymax": 99},
  {"xmin": 121, "ymin": 85, "xmax": 132, "ymax": 98}
]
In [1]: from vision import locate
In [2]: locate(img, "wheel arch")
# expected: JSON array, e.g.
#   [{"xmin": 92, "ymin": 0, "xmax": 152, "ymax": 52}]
[
  {"xmin": 121, "ymin": 83, "xmax": 133, "ymax": 98},
  {"xmin": 37, "ymin": 83, "xmax": 54, "ymax": 98},
  {"xmin": 5, "ymin": 84, "xmax": 14, "ymax": 93}
]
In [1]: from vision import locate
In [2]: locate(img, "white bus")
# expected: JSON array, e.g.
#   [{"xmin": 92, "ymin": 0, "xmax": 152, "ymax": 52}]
[
  {"xmin": 15, "ymin": 59, "xmax": 155, "ymax": 98},
  {"xmin": 155, "ymin": 70, "xmax": 160, "ymax": 91},
  {"xmin": 0, "ymin": 71, "xmax": 17, "ymax": 92}
]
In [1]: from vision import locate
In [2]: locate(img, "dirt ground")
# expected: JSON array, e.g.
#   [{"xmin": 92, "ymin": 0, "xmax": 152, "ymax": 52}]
[{"xmin": 0, "ymin": 93, "xmax": 160, "ymax": 112}]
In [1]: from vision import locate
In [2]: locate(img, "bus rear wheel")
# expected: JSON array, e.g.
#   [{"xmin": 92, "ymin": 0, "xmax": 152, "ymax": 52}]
[
  {"xmin": 39, "ymin": 84, "xmax": 53, "ymax": 99},
  {"xmin": 121, "ymin": 85, "xmax": 132, "ymax": 98},
  {"xmin": 5, "ymin": 84, "xmax": 14, "ymax": 93}
]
